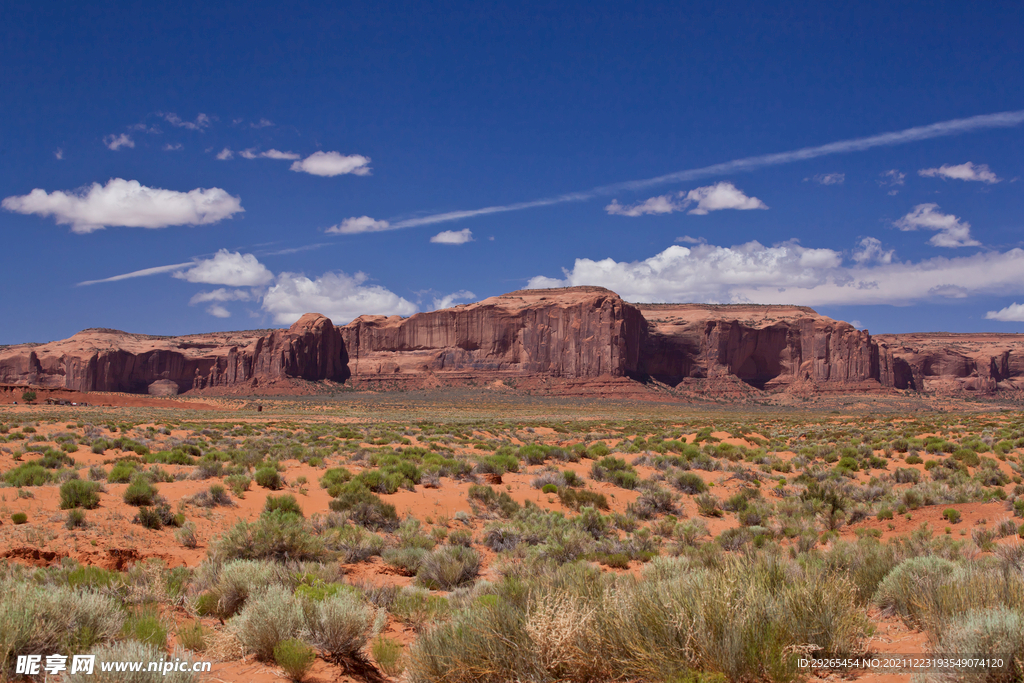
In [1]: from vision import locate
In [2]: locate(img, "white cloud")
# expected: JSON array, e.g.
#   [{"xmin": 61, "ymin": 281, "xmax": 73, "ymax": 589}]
[
  {"xmin": 878, "ymin": 169, "xmax": 906, "ymax": 195},
  {"xmin": 262, "ymin": 271, "xmax": 417, "ymax": 324},
  {"xmin": 806, "ymin": 173, "xmax": 845, "ymax": 185},
  {"xmin": 986, "ymin": 303, "xmax": 1024, "ymax": 322},
  {"xmin": 919, "ymin": 161, "xmax": 1000, "ymax": 184},
  {"xmin": 54, "ymin": 148, "xmax": 63, "ymax": 160},
  {"xmin": 676, "ymin": 235, "xmax": 706, "ymax": 244},
  {"xmin": 161, "ymin": 112, "xmax": 211, "ymax": 131},
  {"xmin": 216, "ymin": 148, "xmax": 233, "ymax": 160},
  {"xmin": 684, "ymin": 182, "xmax": 768, "ymax": 215},
  {"xmin": 430, "ymin": 228, "xmax": 474, "ymax": 244},
  {"xmin": 173, "ymin": 250, "xmax": 274, "ymax": 287},
  {"xmin": 852, "ymin": 237, "xmax": 895, "ymax": 264},
  {"xmin": 432, "ymin": 290, "xmax": 476, "ymax": 310},
  {"xmin": 206, "ymin": 304, "xmax": 232, "ymax": 318},
  {"xmin": 290, "ymin": 151, "xmax": 372, "ymax": 177},
  {"xmin": 103, "ymin": 133, "xmax": 135, "ymax": 150},
  {"xmin": 606, "ymin": 195, "xmax": 682, "ymax": 216},
  {"xmin": 261, "ymin": 149, "xmax": 300, "ymax": 160},
  {"xmin": 526, "ymin": 240, "xmax": 1024, "ymax": 307},
  {"xmin": 239, "ymin": 148, "xmax": 259, "ymax": 160},
  {"xmin": 189, "ymin": 288, "xmax": 253, "ymax": 305},
  {"xmin": 605, "ymin": 182, "xmax": 766, "ymax": 217},
  {"xmin": 1, "ymin": 178, "xmax": 244, "ymax": 233},
  {"xmin": 163, "ymin": 143, "xmax": 183, "ymax": 151},
  {"xmin": 894, "ymin": 203, "xmax": 980, "ymax": 248},
  {"xmin": 251, "ymin": 118, "xmax": 274, "ymax": 128},
  {"xmin": 325, "ymin": 216, "xmax": 392, "ymax": 234}
]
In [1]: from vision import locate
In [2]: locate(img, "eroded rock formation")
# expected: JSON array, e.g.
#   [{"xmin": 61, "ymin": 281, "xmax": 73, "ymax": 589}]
[{"xmin": 1, "ymin": 287, "xmax": 1021, "ymax": 396}]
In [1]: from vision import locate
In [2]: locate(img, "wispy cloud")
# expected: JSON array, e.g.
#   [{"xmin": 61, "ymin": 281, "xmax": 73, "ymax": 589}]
[
  {"xmin": 163, "ymin": 143, "xmax": 183, "ymax": 151},
  {"xmin": 238, "ymin": 148, "xmax": 301, "ymax": 160},
  {"xmin": 432, "ymin": 290, "xmax": 475, "ymax": 310},
  {"xmin": 216, "ymin": 148, "xmax": 233, "ymax": 160},
  {"xmin": 605, "ymin": 182, "xmax": 766, "ymax": 217},
  {"xmin": 919, "ymin": 161, "xmax": 1000, "ymax": 184},
  {"xmin": 103, "ymin": 133, "xmax": 135, "ymax": 150},
  {"xmin": 805, "ymin": 173, "xmax": 845, "ymax": 185},
  {"xmin": 325, "ymin": 216, "xmax": 391, "ymax": 234},
  {"xmin": 2, "ymin": 178, "xmax": 243, "ymax": 233},
  {"xmin": 290, "ymin": 151, "xmax": 372, "ymax": 177},
  {"xmin": 161, "ymin": 112, "xmax": 212, "ymax": 131},
  {"xmin": 878, "ymin": 169, "xmax": 906, "ymax": 195},
  {"xmin": 430, "ymin": 228, "xmax": 474, "ymax": 244},
  {"xmin": 77, "ymin": 262, "xmax": 193, "ymax": 286},
  {"xmin": 251, "ymin": 118, "xmax": 274, "ymax": 128},
  {"xmin": 189, "ymin": 288, "xmax": 254, "ymax": 304},
  {"xmin": 361, "ymin": 109, "xmax": 1024, "ymax": 232},
  {"xmin": 894, "ymin": 204, "xmax": 980, "ymax": 248},
  {"xmin": 54, "ymin": 148, "xmax": 63, "ymax": 160}
]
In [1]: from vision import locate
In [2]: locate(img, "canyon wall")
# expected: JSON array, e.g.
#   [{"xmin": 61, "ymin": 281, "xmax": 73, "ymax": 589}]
[{"xmin": 1, "ymin": 287, "xmax": 1022, "ymax": 396}]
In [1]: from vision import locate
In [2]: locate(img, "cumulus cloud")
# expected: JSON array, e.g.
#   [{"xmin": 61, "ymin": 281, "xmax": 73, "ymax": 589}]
[
  {"xmin": 173, "ymin": 250, "xmax": 274, "ymax": 287},
  {"xmin": 206, "ymin": 304, "xmax": 231, "ymax": 318},
  {"xmin": 1, "ymin": 178, "xmax": 244, "ymax": 233},
  {"xmin": 161, "ymin": 112, "xmax": 212, "ymax": 131},
  {"xmin": 806, "ymin": 173, "xmax": 845, "ymax": 185},
  {"xmin": 262, "ymin": 271, "xmax": 417, "ymax": 324},
  {"xmin": 430, "ymin": 228, "xmax": 473, "ymax": 244},
  {"xmin": 216, "ymin": 148, "xmax": 233, "ymax": 160},
  {"xmin": 189, "ymin": 288, "xmax": 254, "ymax": 305},
  {"xmin": 325, "ymin": 216, "xmax": 392, "ymax": 234},
  {"xmin": 878, "ymin": 169, "xmax": 906, "ymax": 195},
  {"xmin": 986, "ymin": 303, "xmax": 1024, "ymax": 322},
  {"xmin": 290, "ymin": 151, "xmax": 372, "ymax": 177},
  {"xmin": 526, "ymin": 240, "xmax": 1024, "ymax": 307},
  {"xmin": 852, "ymin": 237, "xmax": 895, "ymax": 264},
  {"xmin": 919, "ymin": 161, "xmax": 1000, "ymax": 184},
  {"xmin": 605, "ymin": 182, "xmax": 767, "ymax": 217},
  {"xmin": 894, "ymin": 203, "xmax": 980, "ymax": 248},
  {"xmin": 432, "ymin": 290, "xmax": 476, "ymax": 310},
  {"xmin": 104, "ymin": 133, "xmax": 135, "ymax": 150}
]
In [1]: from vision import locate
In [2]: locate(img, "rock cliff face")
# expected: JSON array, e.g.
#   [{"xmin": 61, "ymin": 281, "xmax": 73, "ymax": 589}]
[
  {"xmin": 0, "ymin": 313, "xmax": 347, "ymax": 394},
  {"xmin": 1, "ymin": 287, "xmax": 1022, "ymax": 396}
]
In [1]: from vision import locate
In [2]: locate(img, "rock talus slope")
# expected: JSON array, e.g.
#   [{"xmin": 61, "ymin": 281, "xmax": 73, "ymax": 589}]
[{"xmin": 1, "ymin": 287, "xmax": 1022, "ymax": 395}]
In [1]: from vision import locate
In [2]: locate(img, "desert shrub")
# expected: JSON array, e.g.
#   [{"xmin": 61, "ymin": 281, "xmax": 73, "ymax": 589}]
[
  {"xmin": 518, "ymin": 444, "xmax": 550, "ymax": 465},
  {"xmin": 417, "ymin": 545, "xmax": 481, "ymax": 590},
  {"xmin": 63, "ymin": 642, "xmax": 198, "ymax": 683},
  {"xmin": 274, "ymin": 638, "xmax": 316, "ymax": 681},
  {"xmin": 328, "ymin": 481, "xmax": 399, "ymax": 531},
  {"xmin": 696, "ymin": 492, "xmax": 723, "ymax": 517},
  {"xmin": 0, "ymin": 583, "xmax": 124, "ymax": 676},
  {"xmin": 323, "ymin": 524, "xmax": 386, "ymax": 563},
  {"xmin": 60, "ymin": 478, "xmax": 102, "ymax": 509},
  {"xmin": 942, "ymin": 508, "xmax": 962, "ymax": 524},
  {"xmin": 4, "ymin": 462, "xmax": 50, "ymax": 487},
  {"xmin": 383, "ymin": 547, "xmax": 430, "ymax": 575},
  {"xmin": 894, "ymin": 467, "xmax": 920, "ymax": 484},
  {"xmin": 372, "ymin": 636, "xmax": 404, "ymax": 677},
  {"xmin": 558, "ymin": 488, "xmax": 609, "ymax": 511},
  {"xmin": 134, "ymin": 506, "xmax": 164, "ymax": 530},
  {"xmin": 905, "ymin": 454, "xmax": 923, "ymax": 465},
  {"xmin": 255, "ymin": 466, "xmax": 284, "ymax": 490},
  {"xmin": 215, "ymin": 510, "xmax": 328, "ymax": 562},
  {"xmin": 225, "ymin": 474, "xmax": 252, "ymax": 497},
  {"xmin": 232, "ymin": 584, "xmax": 303, "ymax": 661},
  {"xmin": 672, "ymin": 471, "xmax": 707, "ymax": 494},
  {"xmin": 448, "ymin": 529, "xmax": 474, "ymax": 547},
  {"xmin": 484, "ymin": 525, "xmax": 521, "ymax": 552},
  {"xmin": 122, "ymin": 607, "xmax": 168, "ymax": 648},
  {"xmin": 392, "ymin": 587, "xmax": 451, "ymax": 629},
  {"xmin": 108, "ymin": 460, "xmax": 138, "ymax": 483},
  {"xmin": 673, "ymin": 518, "xmax": 710, "ymax": 549},
  {"xmin": 11, "ymin": 512, "xmax": 27, "ymax": 524},
  {"xmin": 65, "ymin": 508, "xmax": 87, "ymax": 529},
  {"xmin": 123, "ymin": 474, "xmax": 157, "ymax": 506},
  {"xmin": 303, "ymin": 589, "xmax": 376, "ymax": 662},
  {"xmin": 265, "ymin": 494, "xmax": 304, "ymax": 518},
  {"xmin": 542, "ymin": 483, "xmax": 558, "ymax": 494},
  {"xmin": 934, "ymin": 607, "xmax": 1024, "ymax": 675},
  {"xmin": 176, "ymin": 522, "xmax": 199, "ymax": 548},
  {"xmin": 320, "ymin": 467, "xmax": 353, "ymax": 495},
  {"xmin": 176, "ymin": 620, "xmax": 210, "ymax": 652},
  {"xmin": 873, "ymin": 556, "xmax": 958, "ymax": 626},
  {"xmin": 468, "ymin": 484, "xmax": 521, "ymax": 517},
  {"xmin": 476, "ymin": 453, "xmax": 520, "ymax": 475}
]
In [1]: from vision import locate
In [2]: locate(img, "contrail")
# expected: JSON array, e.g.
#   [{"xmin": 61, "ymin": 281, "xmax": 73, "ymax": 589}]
[
  {"xmin": 77, "ymin": 262, "xmax": 192, "ymax": 286},
  {"xmin": 381, "ymin": 109, "xmax": 1024, "ymax": 230}
]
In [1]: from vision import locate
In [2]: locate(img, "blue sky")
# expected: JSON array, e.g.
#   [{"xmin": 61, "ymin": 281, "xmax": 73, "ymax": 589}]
[{"xmin": 2, "ymin": 0, "xmax": 1023, "ymax": 343}]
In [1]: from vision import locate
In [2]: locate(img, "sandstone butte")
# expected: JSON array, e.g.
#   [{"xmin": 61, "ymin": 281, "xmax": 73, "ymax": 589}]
[{"xmin": 1, "ymin": 286, "xmax": 1022, "ymax": 398}]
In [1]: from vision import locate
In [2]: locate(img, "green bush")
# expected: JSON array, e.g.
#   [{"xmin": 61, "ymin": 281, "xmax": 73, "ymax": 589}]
[
  {"xmin": 558, "ymin": 488, "xmax": 609, "ymax": 511},
  {"xmin": 264, "ymin": 494, "xmax": 304, "ymax": 518},
  {"xmin": 274, "ymin": 638, "xmax": 316, "ymax": 681},
  {"xmin": 942, "ymin": 508, "xmax": 961, "ymax": 524},
  {"xmin": 107, "ymin": 461, "xmax": 138, "ymax": 483},
  {"xmin": 417, "ymin": 545, "xmax": 481, "ymax": 590},
  {"xmin": 372, "ymin": 636, "xmax": 404, "ymax": 678},
  {"xmin": 65, "ymin": 508, "xmax": 87, "ymax": 529},
  {"xmin": 4, "ymin": 462, "xmax": 51, "ymax": 487},
  {"xmin": 255, "ymin": 466, "xmax": 284, "ymax": 490},
  {"xmin": 541, "ymin": 483, "xmax": 558, "ymax": 494},
  {"xmin": 320, "ymin": 467, "xmax": 353, "ymax": 496},
  {"xmin": 873, "ymin": 556, "xmax": 958, "ymax": 626},
  {"xmin": 122, "ymin": 608, "xmax": 168, "ymax": 649},
  {"xmin": 328, "ymin": 481, "xmax": 399, "ymax": 531},
  {"xmin": 214, "ymin": 510, "xmax": 327, "ymax": 562},
  {"xmin": 11, "ymin": 512, "xmax": 28, "ymax": 524},
  {"xmin": 123, "ymin": 474, "xmax": 157, "ymax": 506},
  {"xmin": 177, "ymin": 620, "xmax": 210, "ymax": 652},
  {"xmin": 60, "ymin": 479, "xmax": 102, "ymax": 510},
  {"xmin": 303, "ymin": 589, "xmax": 375, "ymax": 661},
  {"xmin": 232, "ymin": 585, "xmax": 302, "ymax": 661},
  {"xmin": 672, "ymin": 471, "xmax": 707, "ymax": 494}
]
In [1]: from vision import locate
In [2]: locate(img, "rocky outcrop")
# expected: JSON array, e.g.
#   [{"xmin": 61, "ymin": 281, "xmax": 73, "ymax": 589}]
[
  {"xmin": 874, "ymin": 333, "xmax": 1024, "ymax": 394},
  {"xmin": 2, "ymin": 287, "xmax": 1022, "ymax": 397},
  {"xmin": 636, "ymin": 304, "xmax": 886, "ymax": 391},
  {"xmin": 341, "ymin": 287, "xmax": 644, "ymax": 382},
  {"xmin": 0, "ymin": 313, "xmax": 347, "ymax": 393}
]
